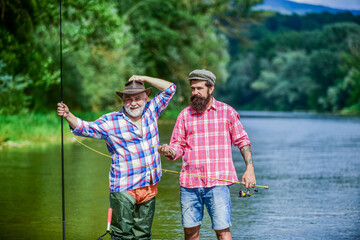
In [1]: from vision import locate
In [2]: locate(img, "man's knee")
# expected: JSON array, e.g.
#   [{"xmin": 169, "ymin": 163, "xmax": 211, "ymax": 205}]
[
  {"xmin": 184, "ymin": 225, "xmax": 201, "ymax": 240},
  {"xmin": 215, "ymin": 227, "xmax": 232, "ymax": 240}
]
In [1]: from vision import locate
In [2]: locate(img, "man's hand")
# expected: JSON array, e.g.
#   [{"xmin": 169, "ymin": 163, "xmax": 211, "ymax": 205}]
[
  {"xmin": 57, "ymin": 102, "xmax": 77, "ymax": 129},
  {"xmin": 129, "ymin": 75, "xmax": 147, "ymax": 82},
  {"xmin": 57, "ymin": 102, "xmax": 70, "ymax": 118},
  {"xmin": 158, "ymin": 144, "xmax": 176, "ymax": 159},
  {"xmin": 128, "ymin": 75, "xmax": 173, "ymax": 91},
  {"xmin": 242, "ymin": 165, "xmax": 256, "ymax": 188}
]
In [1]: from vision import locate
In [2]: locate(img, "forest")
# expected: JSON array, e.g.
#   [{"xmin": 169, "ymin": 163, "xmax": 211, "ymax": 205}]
[
  {"xmin": 217, "ymin": 11, "xmax": 360, "ymax": 113},
  {"xmin": 1, "ymin": 0, "xmax": 360, "ymax": 115}
]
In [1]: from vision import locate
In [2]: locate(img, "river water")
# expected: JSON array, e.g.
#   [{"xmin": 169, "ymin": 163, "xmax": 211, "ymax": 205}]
[{"xmin": 0, "ymin": 112, "xmax": 359, "ymax": 239}]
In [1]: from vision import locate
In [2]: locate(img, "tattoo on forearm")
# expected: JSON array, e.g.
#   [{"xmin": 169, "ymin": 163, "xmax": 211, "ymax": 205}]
[{"xmin": 240, "ymin": 145, "xmax": 253, "ymax": 165}]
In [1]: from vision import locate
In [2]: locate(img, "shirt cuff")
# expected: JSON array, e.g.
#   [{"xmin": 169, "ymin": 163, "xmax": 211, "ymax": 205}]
[
  {"xmin": 162, "ymin": 83, "xmax": 176, "ymax": 96},
  {"xmin": 70, "ymin": 118, "xmax": 83, "ymax": 135},
  {"xmin": 238, "ymin": 142, "xmax": 251, "ymax": 149}
]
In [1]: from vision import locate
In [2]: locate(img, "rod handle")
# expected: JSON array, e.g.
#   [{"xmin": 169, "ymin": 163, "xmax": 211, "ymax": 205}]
[
  {"xmin": 240, "ymin": 182, "xmax": 269, "ymax": 189},
  {"xmin": 106, "ymin": 208, "xmax": 112, "ymax": 232}
]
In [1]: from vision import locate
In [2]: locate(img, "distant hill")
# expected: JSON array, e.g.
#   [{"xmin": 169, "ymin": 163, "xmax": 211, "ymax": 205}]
[{"xmin": 254, "ymin": 0, "xmax": 360, "ymax": 15}]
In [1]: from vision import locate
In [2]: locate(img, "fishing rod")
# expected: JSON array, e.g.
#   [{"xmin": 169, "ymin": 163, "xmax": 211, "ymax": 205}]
[
  {"xmin": 59, "ymin": 0, "xmax": 65, "ymax": 239},
  {"xmin": 73, "ymin": 138, "xmax": 269, "ymax": 192},
  {"xmin": 96, "ymin": 208, "xmax": 113, "ymax": 240}
]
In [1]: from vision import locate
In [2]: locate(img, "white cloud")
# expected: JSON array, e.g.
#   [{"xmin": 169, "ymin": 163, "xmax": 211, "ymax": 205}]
[{"xmin": 289, "ymin": 0, "xmax": 360, "ymax": 10}]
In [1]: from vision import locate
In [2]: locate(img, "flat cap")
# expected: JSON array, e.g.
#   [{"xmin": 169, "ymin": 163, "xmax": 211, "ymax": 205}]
[{"xmin": 188, "ymin": 69, "xmax": 216, "ymax": 86}]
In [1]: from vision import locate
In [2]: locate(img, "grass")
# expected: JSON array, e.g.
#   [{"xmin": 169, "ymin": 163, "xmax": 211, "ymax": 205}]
[
  {"xmin": 0, "ymin": 112, "xmax": 62, "ymax": 148},
  {"xmin": 0, "ymin": 111, "xmax": 116, "ymax": 148}
]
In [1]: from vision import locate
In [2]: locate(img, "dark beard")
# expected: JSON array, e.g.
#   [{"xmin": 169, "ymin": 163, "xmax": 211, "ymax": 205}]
[{"xmin": 190, "ymin": 92, "xmax": 211, "ymax": 112}]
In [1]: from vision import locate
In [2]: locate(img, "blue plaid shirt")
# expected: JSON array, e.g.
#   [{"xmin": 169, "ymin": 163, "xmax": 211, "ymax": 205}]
[{"xmin": 71, "ymin": 84, "xmax": 176, "ymax": 192}]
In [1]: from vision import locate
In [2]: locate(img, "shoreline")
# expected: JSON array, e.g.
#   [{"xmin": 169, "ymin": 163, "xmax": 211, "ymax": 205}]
[{"xmin": 1, "ymin": 110, "xmax": 359, "ymax": 150}]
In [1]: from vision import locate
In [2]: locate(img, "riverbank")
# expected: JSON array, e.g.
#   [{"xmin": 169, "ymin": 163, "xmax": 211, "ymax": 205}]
[
  {"xmin": 0, "ymin": 111, "xmax": 180, "ymax": 149},
  {"xmin": 2, "ymin": 109, "xmax": 358, "ymax": 149},
  {"xmin": 0, "ymin": 113, "xmax": 59, "ymax": 148}
]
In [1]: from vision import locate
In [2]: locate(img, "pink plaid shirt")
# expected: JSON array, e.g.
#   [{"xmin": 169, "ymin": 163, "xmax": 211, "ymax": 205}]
[{"xmin": 169, "ymin": 98, "xmax": 251, "ymax": 188}]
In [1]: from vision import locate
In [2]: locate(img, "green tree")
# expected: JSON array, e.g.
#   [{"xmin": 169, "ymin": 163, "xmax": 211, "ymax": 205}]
[
  {"xmin": 112, "ymin": 0, "xmax": 231, "ymax": 105},
  {"xmin": 0, "ymin": 60, "xmax": 31, "ymax": 114},
  {"xmin": 251, "ymin": 51, "xmax": 316, "ymax": 110},
  {"xmin": 308, "ymin": 50, "xmax": 342, "ymax": 110},
  {"xmin": 226, "ymin": 16, "xmax": 360, "ymax": 113},
  {"xmin": 59, "ymin": 0, "xmax": 141, "ymax": 111},
  {"xmin": 0, "ymin": 0, "xmax": 139, "ymax": 113},
  {"xmin": 215, "ymin": 53, "xmax": 258, "ymax": 107},
  {"xmin": 328, "ymin": 32, "xmax": 360, "ymax": 113},
  {"xmin": 0, "ymin": 0, "xmax": 58, "ymax": 113}
]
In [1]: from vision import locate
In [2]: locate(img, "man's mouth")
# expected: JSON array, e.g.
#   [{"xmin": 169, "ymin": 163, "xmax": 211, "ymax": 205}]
[
  {"xmin": 129, "ymin": 105, "xmax": 140, "ymax": 110},
  {"xmin": 191, "ymin": 95, "xmax": 206, "ymax": 100}
]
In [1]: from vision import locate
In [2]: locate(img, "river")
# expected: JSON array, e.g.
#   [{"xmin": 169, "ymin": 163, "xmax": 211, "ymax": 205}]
[{"xmin": 0, "ymin": 111, "xmax": 359, "ymax": 239}]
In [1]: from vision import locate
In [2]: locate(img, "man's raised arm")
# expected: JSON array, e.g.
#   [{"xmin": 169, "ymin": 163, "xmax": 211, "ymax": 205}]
[{"xmin": 129, "ymin": 75, "xmax": 173, "ymax": 91}]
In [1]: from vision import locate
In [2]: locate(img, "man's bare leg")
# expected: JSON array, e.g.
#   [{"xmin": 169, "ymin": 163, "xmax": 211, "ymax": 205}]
[
  {"xmin": 215, "ymin": 228, "xmax": 232, "ymax": 240},
  {"xmin": 184, "ymin": 225, "xmax": 201, "ymax": 240}
]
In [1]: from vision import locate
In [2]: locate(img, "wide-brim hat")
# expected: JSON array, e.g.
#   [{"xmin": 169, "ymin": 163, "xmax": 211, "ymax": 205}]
[{"xmin": 116, "ymin": 80, "xmax": 152, "ymax": 98}]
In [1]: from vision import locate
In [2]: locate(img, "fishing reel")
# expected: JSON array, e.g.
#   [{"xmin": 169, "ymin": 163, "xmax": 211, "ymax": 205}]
[
  {"xmin": 238, "ymin": 188, "xmax": 258, "ymax": 198},
  {"xmin": 238, "ymin": 181, "xmax": 268, "ymax": 198}
]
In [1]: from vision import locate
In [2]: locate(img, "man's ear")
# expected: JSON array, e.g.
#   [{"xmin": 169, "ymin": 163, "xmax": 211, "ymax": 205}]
[
  {"xmin": 144, "ymin": 92, "xmax": 149, "ymax": 102},
  {"xmin": 209, "ymin": 85, "xmax": 215, "ymax": 95}
]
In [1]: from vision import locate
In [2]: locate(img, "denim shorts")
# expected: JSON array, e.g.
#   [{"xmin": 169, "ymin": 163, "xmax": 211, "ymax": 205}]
[{"xmin": 180, "ymin": 186, "xmax": 232, "ymax": 230}]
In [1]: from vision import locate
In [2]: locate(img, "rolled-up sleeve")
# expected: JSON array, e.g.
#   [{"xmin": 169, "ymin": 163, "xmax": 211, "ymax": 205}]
[
  {"xmin": 229, "ymin": 110, "xmax": 251, "ymax": 149},
  {"xmin": 149, "ymin": 83, "xmax": 176, "ymax": 118},
  {"xmin": 71, "ymin": 115, "xmax": 109, "ymax": 139},
  {"xmin": 168, "ymin": 111, "xmax": 186, "ymax": 161}
]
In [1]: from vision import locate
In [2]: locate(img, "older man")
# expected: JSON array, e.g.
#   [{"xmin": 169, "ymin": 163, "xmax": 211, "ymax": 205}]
[
  {"xmin": 158, "ymin": 69, "xmax": 255, "ymax": 240},
  {"xmin": 57, "ymin": 75, "xmax": 176, "ymax": 240}
]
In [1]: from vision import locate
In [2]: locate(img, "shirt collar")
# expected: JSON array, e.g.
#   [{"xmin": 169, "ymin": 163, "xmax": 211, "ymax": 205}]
[{"xmin": 118, "ymin": 108, "xmax": 127, "ymax": 118}]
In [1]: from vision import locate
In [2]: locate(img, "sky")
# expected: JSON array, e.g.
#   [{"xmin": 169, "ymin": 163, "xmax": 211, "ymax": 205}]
[{"xmin": 289, "ymin": 0, "xmax": 360, "ymax": 10}]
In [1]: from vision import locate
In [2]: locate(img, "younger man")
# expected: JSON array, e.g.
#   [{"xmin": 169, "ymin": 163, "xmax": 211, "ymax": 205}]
[{"xmin": 158, "ymin": 69, "xmax": 255, "ymax": 240}]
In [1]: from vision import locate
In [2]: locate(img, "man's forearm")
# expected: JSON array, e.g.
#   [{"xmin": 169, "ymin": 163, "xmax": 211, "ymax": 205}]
[
  {"xmin": 240, "ymin": 144, "xmax": 256, "ymax": 188},
  {"xmin": 143, "ymin": 76, "xmax": 173, "ymax": 91},
  {"xmin": 240, "ymin": 145, "xmax": 253, "ymax": 167},
  {"xmin": 65, "ymin": 112, "xmax": 78, "ymax": 129}
]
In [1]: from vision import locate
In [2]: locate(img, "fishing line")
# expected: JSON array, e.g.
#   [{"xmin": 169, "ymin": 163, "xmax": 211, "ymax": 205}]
[
  {"xmin": 59, "ymin": 0, "xmax": 65, "ymax": 239},
  {"xmin": 73, "ymin": 138, "xmax": 269, "ymax": 189}
]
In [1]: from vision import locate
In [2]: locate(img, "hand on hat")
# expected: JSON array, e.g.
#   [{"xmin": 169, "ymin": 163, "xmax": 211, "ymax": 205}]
[
  {"xmin": 127, "ymin": 75, "xmax": 173, "ymax": 91},
  {"xmin": 129, "ymin": 75, "xmax": 146, "ymax": 82}
]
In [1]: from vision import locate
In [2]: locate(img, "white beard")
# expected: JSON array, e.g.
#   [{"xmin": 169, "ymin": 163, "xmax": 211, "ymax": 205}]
[{"xmin": 124, "ymin": 104, "xmax": 145, "ymax": 118}]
